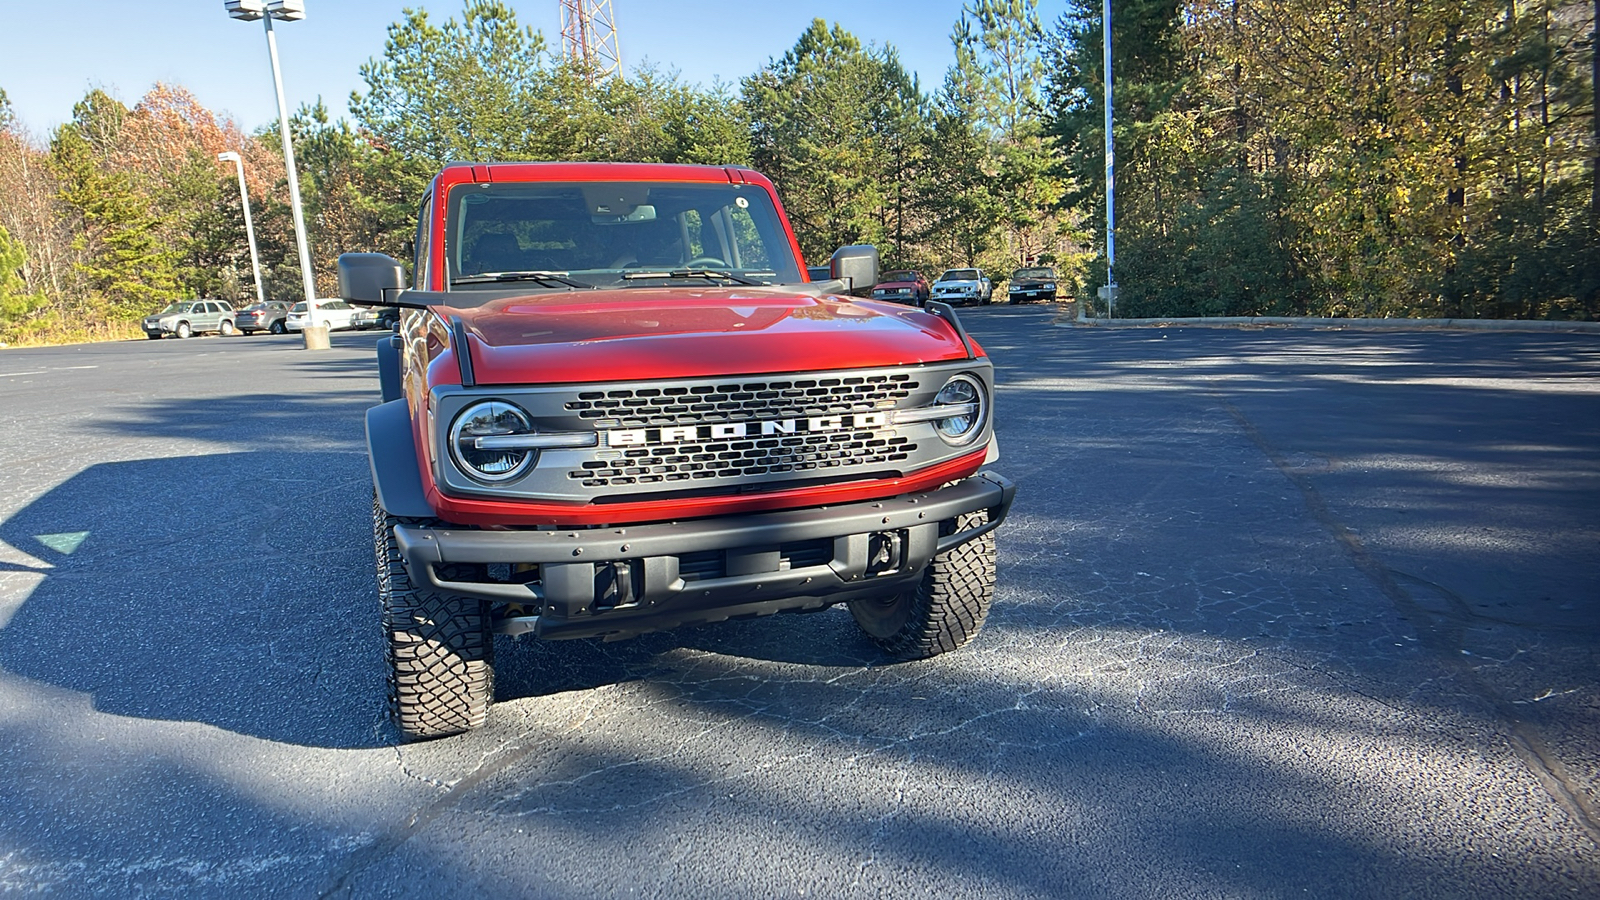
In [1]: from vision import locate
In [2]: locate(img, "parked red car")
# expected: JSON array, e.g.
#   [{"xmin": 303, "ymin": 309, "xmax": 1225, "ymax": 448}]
[{"xmin": 871, "ymin": 270, "xmax": 931, "ymax": 305}]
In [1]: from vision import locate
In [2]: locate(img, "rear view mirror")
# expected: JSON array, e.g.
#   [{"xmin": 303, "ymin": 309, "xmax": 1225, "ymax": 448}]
[
  {"xmin": 339, "ymin": 253, "xmax": 406, "ymax": 306},
  {"xmin": 830, "ymin": 245, "xmax": 879, "ymax": 295},
  {"xmin": 592, "ymin": 204, "xmax": 657, "ymax": 225}
]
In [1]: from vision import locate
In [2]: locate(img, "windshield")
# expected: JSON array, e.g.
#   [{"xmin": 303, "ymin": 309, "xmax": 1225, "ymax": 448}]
[
  {"xmin": 289, "ymin": 302, "xmax": 307, "ymax": 313},
  {"xmin": 443, "ymin": 181, "xmax": 801, "ymax": 290},
  {"xmin": 155, "ymin": 302, "xmax": 187, "ymax": 314},
  {"xmin": 1013, "ymin": 268, "xmax": 1055, "ymax": 280},
  {"xmin": 880, "ymin": 270, "xmax": 919, "ymax": 283},
  {"xmin": 940, "ymin": 270, "xmax": 980, "ymax": 282}
]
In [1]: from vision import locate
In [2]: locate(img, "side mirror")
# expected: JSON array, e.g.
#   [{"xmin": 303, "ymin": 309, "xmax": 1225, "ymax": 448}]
[
  {"xmin": 830, "ymin": 245, "xmax": 879, "ymax": 296},
  {"xmin": 339, "ymin": 253, "xmax": 406, "ymax": 306}
]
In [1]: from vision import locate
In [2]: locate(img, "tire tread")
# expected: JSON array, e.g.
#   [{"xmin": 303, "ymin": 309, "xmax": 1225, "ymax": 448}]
[
  {"xmin": 373, "ymin": 495, "xmax": 493, "ymax": 740},
  {"xmin": 850, "ymin": 509, "xmax": 996, "ymax": 660}
]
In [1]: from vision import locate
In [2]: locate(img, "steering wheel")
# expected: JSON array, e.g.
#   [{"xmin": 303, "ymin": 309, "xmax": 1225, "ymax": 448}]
[{"xmin": 684, "ymin": 256, "xmax": 727, "ymax": 269}]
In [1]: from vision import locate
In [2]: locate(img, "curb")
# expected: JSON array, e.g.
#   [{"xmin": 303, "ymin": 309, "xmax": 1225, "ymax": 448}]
[{"xmin": 1053, "ymin": 314, "xmax": 1600, "ymax": 334}]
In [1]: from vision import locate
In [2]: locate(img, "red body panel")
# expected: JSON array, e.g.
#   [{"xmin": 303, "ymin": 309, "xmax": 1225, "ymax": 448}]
[{"xmin": 455, "ymin": 289, "xmax": 975, "ymax": 384}]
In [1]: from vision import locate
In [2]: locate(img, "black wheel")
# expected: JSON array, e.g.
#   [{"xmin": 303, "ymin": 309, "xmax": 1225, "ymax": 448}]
[
  {"xmin": 848, "ymin": 508, "xmax": 996, "ymax": 659},
  {"xmin": 175, "ymin": 322, "xmax": 192, "ymax": 339},
  {"xmin": 219, "ymin": 319, "xmax": 235, "ymax": 336},
  {"xmin": 373, "ymin": 494, "xmax": 493, "ymax": 740},
  {"xmin": 269, "ymin": 320, "xmax": 286, "ymax": 335},
  {"xmin": 240, "ymin": 329, "xmax": 254, "ymax": 335},
  {"xmin": 146, "ymin": 333, "xmax": 162, "ymax": 340}
]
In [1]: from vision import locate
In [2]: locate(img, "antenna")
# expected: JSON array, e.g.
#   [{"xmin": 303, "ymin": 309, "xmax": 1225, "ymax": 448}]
[{"xmin": 559, "ymin": 0, "xmax": 621, "ymax": 83}]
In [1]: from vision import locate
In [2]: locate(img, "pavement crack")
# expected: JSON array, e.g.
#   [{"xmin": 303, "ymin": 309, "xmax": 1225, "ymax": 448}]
[
  {"xmin": 1219, "ymin": 395, "xmax": 1600, "ymax": 851},
  {"xmin": 315, "ymin": 730, "xmax": 552, "ymax": 898}
]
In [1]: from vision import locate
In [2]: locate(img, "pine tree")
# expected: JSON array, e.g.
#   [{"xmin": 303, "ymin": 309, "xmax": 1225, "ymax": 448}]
[
  {"xmin": 742, "ymin": 20, "xmax": 922, "ymax": 264},
  {"xmin": 51, "ymin": 93, "xmax": 178, "ymax": 316}
]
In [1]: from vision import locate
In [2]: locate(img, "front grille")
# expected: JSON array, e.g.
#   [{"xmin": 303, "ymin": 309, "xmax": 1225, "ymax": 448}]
[
  {"xmin": 430, "ymin": 362, "xmax": 982, "ymax": 503},
  {"xmin": 565, "ymin": 373, "xmax": 918, "ymax": 427},
  {"xmin": 571, "ymin": 429, "xmax": 917, "ymax": 488}
]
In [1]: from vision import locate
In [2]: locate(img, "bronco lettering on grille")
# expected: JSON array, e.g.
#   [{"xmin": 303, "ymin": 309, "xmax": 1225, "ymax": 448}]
[{"xmin": 606, "ymin": 412, "xmax": 890, "ymax": 447}]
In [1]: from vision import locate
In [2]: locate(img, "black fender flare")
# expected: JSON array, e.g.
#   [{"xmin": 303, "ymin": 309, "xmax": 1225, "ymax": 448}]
[
  {"xmin": 376, "ymin": 334, "xmax": 402, "ymax": 403},
  {"xmin": 367, "ymin": 398, "xmax": 435, "ymax": 518}
]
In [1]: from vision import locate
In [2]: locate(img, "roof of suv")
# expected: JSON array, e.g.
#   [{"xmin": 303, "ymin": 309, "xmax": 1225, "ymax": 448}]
[{"xmin": 436, "ymin": 161, "xmax": 772, "ymax": 188}]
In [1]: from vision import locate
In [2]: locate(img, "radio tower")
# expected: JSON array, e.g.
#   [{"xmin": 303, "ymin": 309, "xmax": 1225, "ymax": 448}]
[{"xmin": 559, "ymin": 0, "xmax": 621, "ymax": 83}]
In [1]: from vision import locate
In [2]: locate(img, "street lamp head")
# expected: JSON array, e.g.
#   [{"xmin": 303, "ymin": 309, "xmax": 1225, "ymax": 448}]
[
  {"xmin": 225, "ymin": 0, "xmax": 305, "ymax": 22},
  {"xmin": 217, "ymin": 151, "xmax": 241, "ymax": 163},
  {"xmin": 224, "ymin": 0, "xmax": 265, "ymax": 21},
  {"xmin": 267, "ymin": 0, "xmax": 306, "ymax": 21}
]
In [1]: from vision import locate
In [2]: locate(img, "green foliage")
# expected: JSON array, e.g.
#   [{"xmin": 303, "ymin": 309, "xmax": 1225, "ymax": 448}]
[
  {"xmin": 50, "ymin": 103, "xmax": 178, "ymax": 317},
  {"xmin": 920, "ymin": 40, "xmax": 1007, "ymax": 269},
  {"xmin": 1047, "ymin": 0, "xmax": 1598, "ymax": 319},
  {"xmin": 742, "ymin": 20, "xmax": 923, "ymax": 264},
  {"xmin": 0, "ymin": 224, "xmax": 49, "ymax": 334}
]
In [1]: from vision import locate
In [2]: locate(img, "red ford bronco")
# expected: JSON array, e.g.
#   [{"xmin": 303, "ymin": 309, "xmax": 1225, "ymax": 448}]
[{"xmin": 339, "ymin": 162, "xmax": 1014, "ymax": 740}]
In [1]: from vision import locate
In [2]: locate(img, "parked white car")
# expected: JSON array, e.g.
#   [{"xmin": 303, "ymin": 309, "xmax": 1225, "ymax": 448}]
[
  {"xmin": 931, "ymin": 269, "xmax": 993, "ymax": 306},
  {"xmin": 285, "ymin": 299, "xmax": 360, "ymax": 332}
]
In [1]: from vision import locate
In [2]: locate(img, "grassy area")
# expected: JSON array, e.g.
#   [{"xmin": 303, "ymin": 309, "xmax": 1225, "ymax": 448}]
[{"xmin": 0, "ymin": 319, "xmax": 144, "ymax": 348}]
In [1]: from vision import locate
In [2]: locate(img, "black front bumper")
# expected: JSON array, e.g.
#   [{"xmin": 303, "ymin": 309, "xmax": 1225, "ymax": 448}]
[{"xmin": 393, "ymin": 472, "xmax": 1015, "ymax": 641}]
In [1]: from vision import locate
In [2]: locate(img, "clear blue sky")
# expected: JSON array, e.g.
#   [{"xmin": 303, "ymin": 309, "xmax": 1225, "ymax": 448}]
[{"xmin": 0, "ymin": 1, "xmax": 1069, "ymax": 136}]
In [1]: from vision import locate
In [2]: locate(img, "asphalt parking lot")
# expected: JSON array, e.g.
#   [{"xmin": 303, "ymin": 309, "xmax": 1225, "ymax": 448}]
[{"xmin": 0, "ymin": 310, "xmax": 1595, "ymax": 898}]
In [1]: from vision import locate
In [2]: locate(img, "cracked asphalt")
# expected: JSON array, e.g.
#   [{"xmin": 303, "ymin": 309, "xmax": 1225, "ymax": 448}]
[{"xmin": 0, "ymin": 308, "xmax": 1595, "ymax": 898}]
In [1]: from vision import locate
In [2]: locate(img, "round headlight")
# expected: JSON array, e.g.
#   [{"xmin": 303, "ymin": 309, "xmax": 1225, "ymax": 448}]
[
  {"xmin": 933, "ymin": 374, "xmax": 987, "ymax": 445},
  {"xmin": 450, "ymin": 400, "xmax": 535, "ymax": 482}
]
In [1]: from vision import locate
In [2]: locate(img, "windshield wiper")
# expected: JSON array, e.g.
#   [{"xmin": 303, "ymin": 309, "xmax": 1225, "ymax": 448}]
[
  {"xmin": 453, "ymin": 271, "xmax": 594, "ymax": 290},
  {"xmin": 621, "ymin": 269, "xmax": 765, "ymax": 286}
]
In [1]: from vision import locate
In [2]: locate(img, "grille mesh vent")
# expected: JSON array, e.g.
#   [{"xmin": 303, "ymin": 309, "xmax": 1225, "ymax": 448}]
[
  {"xmin": 565, "ymin": 373, "xmax": 918, "ymax": 428},
  {"xmin": 571, "ymin": 431, "xmax": 916, "ymax": 488}
]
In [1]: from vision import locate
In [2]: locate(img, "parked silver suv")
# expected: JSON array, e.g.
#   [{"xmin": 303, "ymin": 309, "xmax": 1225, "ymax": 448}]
[{"xmin": 141, "ymin": 300, "xmax": 236, "ymax": 339}]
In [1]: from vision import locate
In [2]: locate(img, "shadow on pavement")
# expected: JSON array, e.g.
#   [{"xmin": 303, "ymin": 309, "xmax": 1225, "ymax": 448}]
[{"xmin": 0, "ymin": 452, "xmax": 387, "ymax": 749}]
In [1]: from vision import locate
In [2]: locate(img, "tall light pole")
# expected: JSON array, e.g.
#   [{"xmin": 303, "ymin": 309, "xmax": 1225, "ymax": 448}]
[
  {"xmin": 217, "ymin": 151, "xmax": 265, "ymax": 307},
  {"xmin": 224, "ymin": 0, "xmax": 327, "ymax": 349},
  {"xmin": 1101, "ymin": 0, "xmax": 1118, "ymax": 320}
]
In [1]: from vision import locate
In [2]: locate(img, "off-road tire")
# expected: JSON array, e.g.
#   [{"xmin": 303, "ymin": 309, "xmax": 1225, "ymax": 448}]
[
  {"xmin": 848, "ymin": 508, "xmax": 996, "ymax": 659},
  {"xmin": 373, "ymin": 494, "xmax": 493, "ymax": 740}
]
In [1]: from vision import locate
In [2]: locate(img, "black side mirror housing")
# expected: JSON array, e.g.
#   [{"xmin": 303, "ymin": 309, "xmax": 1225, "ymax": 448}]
[
  {"xmin": 830, "ymin": 245, "xmax": 879, "ymax": 296},
  {"xmin": 339, "ymin": 253, "xmax": 406, "ymax": 306}
]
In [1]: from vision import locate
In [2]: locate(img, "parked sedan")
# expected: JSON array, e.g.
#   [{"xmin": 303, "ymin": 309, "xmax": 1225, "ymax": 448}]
[
  {"xmin": 234, "ymin": 301, "xmax": 293, "ymax": 334},
  {"xmin": 350, "ymin": 306, "xmax": 401, "ymax": 330},
  {"xmin": 141, "ymin": 299, "xmax": 236, "ymax": 339},
  {"xmin": 285, "ymin": 299, "xmax": 360, "ymax": 332},
  {"xmin": 1006, "ymin": 267, "xmax": 1059, "ymax": 303},
  {"xmin": 870, "ymin": 270, "xmax": 931, "ymax": 305},
  {"xmin": 931, "ymin": 269, "xmax": 993, "ymax": 306}
]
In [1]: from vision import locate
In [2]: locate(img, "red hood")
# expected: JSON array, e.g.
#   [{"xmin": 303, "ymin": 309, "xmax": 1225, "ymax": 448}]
[{"xmin": 450, "ymin": 287, "xmax": 975, "ymax": 384}]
